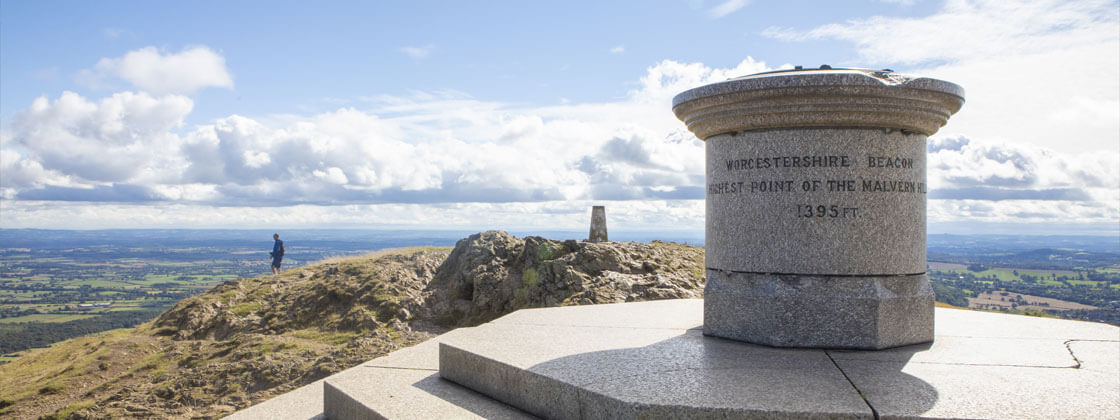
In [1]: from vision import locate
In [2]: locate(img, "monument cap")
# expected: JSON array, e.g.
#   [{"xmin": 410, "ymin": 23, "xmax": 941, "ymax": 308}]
[{"xmin": 672, "ymin": 66, "xmax": 965, "ymax": 139}]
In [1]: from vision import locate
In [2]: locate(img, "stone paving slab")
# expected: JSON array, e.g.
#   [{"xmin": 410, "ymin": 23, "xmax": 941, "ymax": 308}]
[
  {"xmin": 440, "ymin": 311, "xmax": 872, "ymax": 419},
  {"xmin": 836, "ymin": 360, "xmax": 1120, "ymax": 419},
  {"xmin": 488, "ymin": 298, "xmax": 704, "ymax": 330},
  {"xmin": 1068, "ymin": 340, "xmax": 1120, "ymax": 374},
  {"xmin": 225, "ymin": 328, "xmax": 529, "ymax": 420},
  {"xmin": 223, "ymin": 376, "xmax": 328, "ymax": 420},
  {"xmin": 325, "ymin": 368, "xmax": 535, "ymax": 420},
  {"xmin": 933, "ymin": 306, "xmax": 1119, "ymax": 339},
  {"xmin": 441, "ymin": 301, "xmax": 1119, "ymax": 420},
  {"xmin": 233, "ymin": 300, "xmax": 1119, "ymax": 419},
  {"xmin": 828, "ymin": 336, "xmax": 1077, "ymax": 367}
]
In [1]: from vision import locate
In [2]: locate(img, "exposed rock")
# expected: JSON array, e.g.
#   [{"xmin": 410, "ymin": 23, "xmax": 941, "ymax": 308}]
[
  {"xmin": 424, "ymin": 231, "xmax": 705, "ymax": 326},
  {"xmin": 2, "ymin": 232, "xmax": 704, "ymax": 420}
]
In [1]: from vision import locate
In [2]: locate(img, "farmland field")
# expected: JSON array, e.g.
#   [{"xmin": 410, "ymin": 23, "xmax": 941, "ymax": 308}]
[{"xmin": 968, "ymin": 291, "xmax": 1097, "ymax": 311}]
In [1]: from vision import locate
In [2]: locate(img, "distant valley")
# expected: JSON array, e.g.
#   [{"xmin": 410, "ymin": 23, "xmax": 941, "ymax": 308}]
[{"xmin": 0, "ymin": 229, "xmax": 1117, "ymax": 360}]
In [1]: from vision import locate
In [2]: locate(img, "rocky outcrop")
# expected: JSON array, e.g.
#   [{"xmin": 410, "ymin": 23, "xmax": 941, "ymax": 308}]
[
  {"xmin": 4, "ymin": 232, "xmax": 704, "ymax": 420},
  {"xmin": 424, "ymin": 230, "xmax": 705, "ymax": 327},
  {"xmin": 157, "ymin": 231, "xmax": 705, "ymax": 337}
]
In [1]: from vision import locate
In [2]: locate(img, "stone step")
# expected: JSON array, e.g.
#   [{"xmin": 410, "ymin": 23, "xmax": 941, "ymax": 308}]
[
  {"xmin": 232, "ymin": 299, "xmax": 1119, "ymax": 419},
  {"xmin": 437, "ymin": 299, "xmax": 1120, "ymax": 419},
  {"xmin": 322, "ymin": 331, "xmax": 537, "ymax": 420}
]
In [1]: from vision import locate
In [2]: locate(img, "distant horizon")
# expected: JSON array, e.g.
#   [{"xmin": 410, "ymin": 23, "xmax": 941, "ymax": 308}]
[{"xmin": 1, "ymin": 225, "xmax": 1117, "ymax": 239}]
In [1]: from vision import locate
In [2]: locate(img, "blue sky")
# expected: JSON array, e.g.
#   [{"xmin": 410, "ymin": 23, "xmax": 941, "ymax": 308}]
[
  {"xmin": 1, "ymin": 1, "xmax": 939, "ymax": 123},
  {"xmin": 1, "ymin": 0, "xmax": 1117, "ymax": 235}
]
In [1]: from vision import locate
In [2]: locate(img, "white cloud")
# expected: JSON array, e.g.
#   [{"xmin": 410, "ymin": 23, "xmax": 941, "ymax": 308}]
[
  {"xmin": 610, "ymin": 45, "xmax": 625, "ymax": 54},
  {"xmin": 631, "ymin": 57, "xmax": 775, "ymax": 105},
  {"xmin": 762, "ymin": 0, "xmax": 1119, "ymax": 154},
  {"xmin": 760, "ymin": 0, "xmax": 1118, "ymax": 231},
  {"xmin": 3, "ymin": 45, "xmax": 1116, "ymax": 232},
  {"xmin": 8, "ymin": 91, "xmax": 192, "ymax": 185},
  {"xmin": 3, "ymin": 58, "xmax": 766, "ymax": 209},
  {"xmin": 0, "ymin": 200, "xmax": 706, "ymax": 231},
  {"xmin": 78, "ymin": 46, "xmax": 234, "ymax": 95},
  {"xmin": 708, "ymin": 0, "xmax": 750, "ymax": 18},
  {"xmin": 400, "ymin": 44, "xmax": 435, "ymax": 59}
]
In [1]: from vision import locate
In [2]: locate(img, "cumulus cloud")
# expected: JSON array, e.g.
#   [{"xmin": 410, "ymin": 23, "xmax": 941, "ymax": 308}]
[
  {"xmin": 925, "ymin": 135, "xmax": 1119, "ymax": 224},
  {"xmin": 8, "ymin": 91, "xmax": 192, "ymax": 184},
  {"xmin": 5, "ymin": 58, "xmax": 763, "ymax": 209},
  {"xmin": 77, "ymin": 46, "xmax": 234, "ymax": 95},
  {"xmin": 3, "ymin": 49, "xmax": 1116, "ymax": 231},
  {"xmin": 762, "ymin": 0, "xmax": 1120, "ymax": 154}
]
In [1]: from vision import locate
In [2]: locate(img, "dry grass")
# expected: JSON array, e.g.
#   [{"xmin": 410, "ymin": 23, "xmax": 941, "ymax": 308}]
[
  {"xmin": 304, "ymin": 246, "xmax": 453, "ymax": 267},
  {"xmin": 968, "ymin": 291, "xmax": 1097, "ymax": 311}
]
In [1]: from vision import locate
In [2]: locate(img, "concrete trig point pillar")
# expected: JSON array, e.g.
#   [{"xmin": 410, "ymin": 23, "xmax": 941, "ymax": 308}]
[
  {"xmin": 673, "ymin": 67, "xmax": 964, "ymax": 349},
  {"xmin": 588, "ymin": 206, "xmax": 608, "ymax": 242}
]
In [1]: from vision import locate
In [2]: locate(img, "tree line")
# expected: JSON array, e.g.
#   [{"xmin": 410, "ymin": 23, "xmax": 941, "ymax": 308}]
[{"xmin": 0, "ymin": 309, "xmax": 164, "ymax": 354}]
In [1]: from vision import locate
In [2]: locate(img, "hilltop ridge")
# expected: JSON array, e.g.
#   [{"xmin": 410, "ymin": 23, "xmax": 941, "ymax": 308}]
[{"xmin": 0, "ymin": 231, "xmax": 705, "ymax": 419}]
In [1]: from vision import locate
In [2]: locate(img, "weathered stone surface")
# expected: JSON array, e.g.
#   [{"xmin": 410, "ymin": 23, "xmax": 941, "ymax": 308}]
[
  {"xmin": 705, "ymin": 127, "xmax": 927, "ymax": 275},
  {"xmin": 434, "ymin": 300, "xmax": 1118, "ymax": 420},
  {"xmin": 239, "ymin": 300, "xmax": 1118, "ymax": 419},
  {"xmin": 675, "ymin": 68, "xmax": 963, "ymax": 349},
  {"xmin": 703, "ymin": 270, "xmax": 934, "ymax": 349},
  {"xmin": 672, "ymin": 68, "xmax": 965, "ymax": 139},
  {"xmin": 223, "ymin": 376, "xmax": 329, "ymax": 420},
  {"xmin": 422, "ymin": 231, "xmax": 704, "ymax": 327},
  {"xmin": 324, "ymin": 369, "xmax": 534, "ymax": 420},
  {"xmin": 439, "ymin": 309, "xmax": 872, "ymax": 419},
  {"xmin": 588, "ymin": 205, "xmax": 608, "ymax": 242}
]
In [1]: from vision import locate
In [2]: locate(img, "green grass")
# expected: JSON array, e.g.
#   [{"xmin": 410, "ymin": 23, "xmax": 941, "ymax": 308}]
[
  {"xmin": 0, "ymin": 314, "xmax": 96, "ymax": 324},
  {"xmin": 45, "ymin": 399, "xmax": 96, "ymax": 419},
  {"xmin": 284, "ymin": 329, "xmax": 359, "ymax": 346},
  {"xmin": 232, "ymin": 302, "xmax": 261, "ymax": 316},
  {"xmin": 1068, "ymin": 279, "xmax": 1100, "ymax": 287},
  {"xmin": 931, "ymin": 267, "xmax": 1109, "ymax": 288},
  {"xmin": 57, "ymin": 279, "xmax": 127, "ymax": 288}
]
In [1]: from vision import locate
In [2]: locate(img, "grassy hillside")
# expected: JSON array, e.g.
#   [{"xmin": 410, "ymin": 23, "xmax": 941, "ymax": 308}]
[{"xmin": 1, "ymin": 232, "xmax": 706, "ymax": 419}]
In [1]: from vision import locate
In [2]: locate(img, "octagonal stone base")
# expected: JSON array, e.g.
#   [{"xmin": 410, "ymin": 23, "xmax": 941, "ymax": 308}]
[{"xmin": 704, "ymin": 269, "xmax": 934, "ymax": 349}]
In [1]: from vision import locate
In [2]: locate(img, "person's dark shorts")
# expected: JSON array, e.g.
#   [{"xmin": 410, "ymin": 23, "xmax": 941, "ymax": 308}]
[{"xmin": 272, "ymin": 256, "xmax": 283, "ymax": 269}]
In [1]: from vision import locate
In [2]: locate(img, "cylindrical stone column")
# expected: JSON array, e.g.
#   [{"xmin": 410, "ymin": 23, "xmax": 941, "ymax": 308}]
[{"xmin": 673, "ymin": 67, "xmax": 964, "ymax": 349}]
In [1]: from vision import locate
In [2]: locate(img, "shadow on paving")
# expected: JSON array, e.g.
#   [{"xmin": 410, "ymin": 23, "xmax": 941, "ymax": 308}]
[{"xmin": 440, "ymin": 329, "xmax": 937, "ymax": 419}]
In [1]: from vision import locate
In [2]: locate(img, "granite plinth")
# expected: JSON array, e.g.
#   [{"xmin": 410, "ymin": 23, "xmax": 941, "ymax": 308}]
[
  {"xmin": 703, "ymin": 270, "xmax": 934, "ymax": 349},
  {"xmin": 675, "ymin": 68, "xmax": 961, "ymax": 349},
  {"xmin": 671, "ymin": 68, "xmax": 965, "ymax": 139},
  {"xmin": 436, "ymin": 299, "xmax": 1118, "ymax": 420},
  {"xmin": 705, "ymin": 127, "xmax": 927, "ymax": 275}
]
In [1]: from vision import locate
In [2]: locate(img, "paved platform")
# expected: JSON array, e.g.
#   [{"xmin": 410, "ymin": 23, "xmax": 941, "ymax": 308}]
[
  {"xmin": 225, "ymin": 330, "xmax": 535, "ymax": 420},
  {"xmin": 228, "ymin": 299, "xmax": 1119, "ymax": 419}
]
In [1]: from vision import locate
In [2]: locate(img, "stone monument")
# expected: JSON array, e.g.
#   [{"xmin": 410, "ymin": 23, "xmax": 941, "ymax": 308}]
[
  {"xmin": 673, "ymin": 66, "xmax": 964, "ymax": 349},
  {"xmin": 588, "ymin": 205, "xmax": 608, "ymax": 242}
]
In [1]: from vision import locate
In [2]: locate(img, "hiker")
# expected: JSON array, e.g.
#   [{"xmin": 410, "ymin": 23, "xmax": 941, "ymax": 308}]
[{"xmin": 270, "ymin": 233, "xmax": 285, "ymax": 276}]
